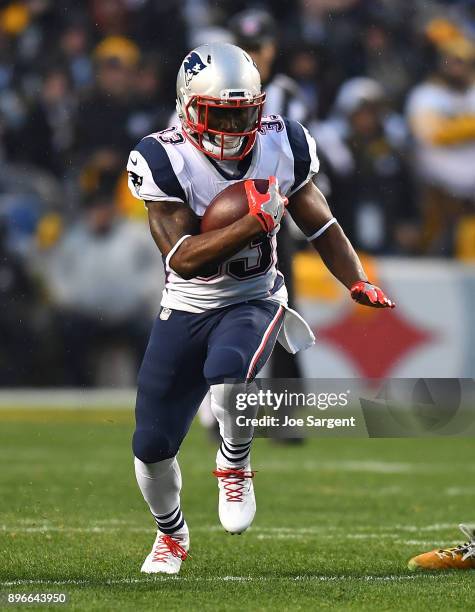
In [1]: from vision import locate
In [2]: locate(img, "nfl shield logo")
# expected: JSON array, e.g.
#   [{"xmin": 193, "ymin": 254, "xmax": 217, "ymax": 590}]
[{"xmin": 160, "ymin": 307, "xmax": 172, "ymax": 321}]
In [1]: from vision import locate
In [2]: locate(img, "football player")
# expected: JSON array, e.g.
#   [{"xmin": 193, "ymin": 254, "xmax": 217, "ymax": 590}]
[
  {"xmin": 127, "ymin": 42, "xmax": 394, "ymax": 575},
  {"xmin": 408, "ymin": 524, "xmax": 475, "ymax": 570}
]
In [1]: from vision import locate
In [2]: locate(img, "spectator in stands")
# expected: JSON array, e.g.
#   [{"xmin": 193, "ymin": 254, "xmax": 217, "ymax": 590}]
[
  {"xmin": 317, "ymin": 77, "xmax": 418, "ymax": 254},
  {"xmin": 285, "ymin": 43, "xmax": 321, "ymax": 116},
  {"xmin": 359, "ymin": 17, "xmax": 414, "ymax": 109},
  {"xmin": 75, "ymin": 36, "xmax": 141, "ymax": 172},
  {"xmin": 19, "ymin": 66, "xmax": 76, "ymax": 176},
  {"xmin": 127, "ymin": 54, "xmax": 169, "ymax": 144},
  {"xmin": 47, "ymin": 184, "xmax": 162, "ymax": 385},
  {"xmin": 57, "ymin": 17, "xmax": 93, "ymax": 91},
  {"xmin": 406, "ymin": 38, "xmax": 475, "ymax": 255}
]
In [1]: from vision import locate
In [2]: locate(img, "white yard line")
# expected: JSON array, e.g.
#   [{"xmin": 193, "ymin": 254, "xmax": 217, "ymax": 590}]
[
  {"xmin": 5, "ymin": 518, "xmax": 435, "ymax": 532},
  {"xmin": 0, "ymin": 524, "xmax": 304, "ymax": 534},
  {"xmin": 257, "ymin": 459, "xmax": 462, "ymax": 474},
  {"xmin": 0, "ymin": 575, "xmax": 440, "ymax": 587},
  {"xmin": 397, "ymin": 540, "xmax": 446, "ymax": 546},
  {"xmin": 1, "ymin": 526, "xmax": 150, "ymax": 534},
  {"xmin": 0, "ymin": 522, "xmax": 458, "ymax": 532},
  {"xmin": 445, "ymin": 487, "xmax": 475, "ymax": 496},
  {"xmin": 388, "ymin": 523, "xmax": 456, "ymax": 532},
  {"xmin": 0, "ymin": 523, "xmax": 457, "ymax": 546}
]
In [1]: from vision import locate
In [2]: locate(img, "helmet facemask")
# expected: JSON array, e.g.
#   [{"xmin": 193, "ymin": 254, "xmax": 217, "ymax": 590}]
[{"xmin": 180, "ymin": 92, "xmax": 266, "ymax": 161}]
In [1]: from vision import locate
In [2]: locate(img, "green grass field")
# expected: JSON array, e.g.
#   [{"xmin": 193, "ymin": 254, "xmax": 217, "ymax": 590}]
[{"xmin": 0, "ymin": 407, "xmax": 474, "ymax": 611}]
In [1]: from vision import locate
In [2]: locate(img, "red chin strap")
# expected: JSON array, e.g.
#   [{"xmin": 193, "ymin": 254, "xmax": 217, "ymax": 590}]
[{"xmin": 183, "ymin": 93, "xmax": 266, "ymax": 161}]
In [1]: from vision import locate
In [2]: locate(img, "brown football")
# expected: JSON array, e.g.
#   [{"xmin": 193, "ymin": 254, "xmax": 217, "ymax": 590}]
[{"xmin": 201, "ymin": 179, "xmax": 269, "ymax": 233}]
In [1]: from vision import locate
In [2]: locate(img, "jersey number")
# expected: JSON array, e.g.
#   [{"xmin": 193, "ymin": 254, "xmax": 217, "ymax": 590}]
[
  {"xmin": 157, "ymin": 126, "xmax": 185, "ymax": 145},
  {"xmin": 197, "ymin": 236, "xmax": 273, "ymax": 281},
  {"xmin": 259, "ymin": 115, "xmax": 284, "ymax": 134}
]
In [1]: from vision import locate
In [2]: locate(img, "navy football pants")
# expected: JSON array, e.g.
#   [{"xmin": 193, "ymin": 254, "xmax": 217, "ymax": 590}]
[{"xmin": 133, "ymin": 300, "xmax": 284, "ymax": 463}]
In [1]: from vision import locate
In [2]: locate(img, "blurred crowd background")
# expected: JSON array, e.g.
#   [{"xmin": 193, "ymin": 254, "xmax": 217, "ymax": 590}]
[{"xmin": 1, "ymin": 0, "xmax": 475, "ymax": 387}]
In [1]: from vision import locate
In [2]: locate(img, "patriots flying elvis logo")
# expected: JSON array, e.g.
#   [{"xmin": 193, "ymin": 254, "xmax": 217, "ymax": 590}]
[{"xmin": 184, "ymin": 51, "xmax": 207, "ymax": 87}]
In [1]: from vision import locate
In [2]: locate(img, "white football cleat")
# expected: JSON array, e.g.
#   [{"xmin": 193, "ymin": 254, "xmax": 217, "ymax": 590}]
[
  {"xmin": 212, "ymin": 466, "xmax": 256, "ymax": 534},
  {"xmin": 140, "ymin": 528, "xmax": 189, "ymax": 574}
]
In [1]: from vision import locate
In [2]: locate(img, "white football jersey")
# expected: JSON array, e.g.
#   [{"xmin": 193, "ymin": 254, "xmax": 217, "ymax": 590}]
[{"xmin": 127, "ymin": 115, "xmax": 319, "ymax": 313}]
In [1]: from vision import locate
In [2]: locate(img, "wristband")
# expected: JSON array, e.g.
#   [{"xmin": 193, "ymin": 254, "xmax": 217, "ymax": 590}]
[
  {"xmin": 165, "ymin": 234, "xmax": 192, "ymax": 270},
  {"xmin": 306, "ymin": 217, "xmax": 337, "ymax": 242}
]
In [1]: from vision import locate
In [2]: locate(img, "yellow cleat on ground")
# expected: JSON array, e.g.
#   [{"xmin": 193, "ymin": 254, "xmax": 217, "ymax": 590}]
[{"xmin": 408, "ymin": 524, "xmax": 475, "ymax": 570}]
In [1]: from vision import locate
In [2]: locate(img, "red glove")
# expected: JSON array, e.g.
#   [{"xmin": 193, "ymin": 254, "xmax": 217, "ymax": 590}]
[
  {"xmin": 350, "ymin": 281, "xmax": 395, "ymax": 309},
  {"xmin": 245, "ymin": 176, "xmax": 288, "ymax": 233}
]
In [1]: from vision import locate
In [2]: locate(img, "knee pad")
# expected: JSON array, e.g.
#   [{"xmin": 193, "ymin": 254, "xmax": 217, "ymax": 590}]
[
  {"xmin": 204, "ymin": 345, "xmax": 247, "ymax": 385},
  {"xmin": 132, "ymin": 428, "xmax": 180, "ymax": 464}
]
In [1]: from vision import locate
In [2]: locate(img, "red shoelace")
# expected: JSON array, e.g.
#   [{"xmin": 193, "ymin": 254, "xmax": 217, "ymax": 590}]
[
  {"xmin": 212, "ymin": 468, "xmax": 256, "ymax": 502},
  {"xmin": 152, "ymin": 534, "xmax": 189, "ymax": 563}
]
